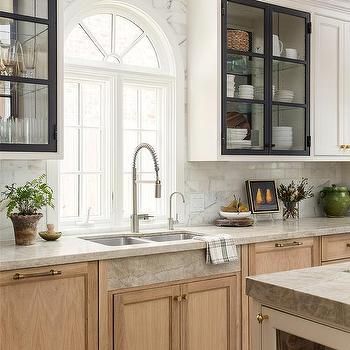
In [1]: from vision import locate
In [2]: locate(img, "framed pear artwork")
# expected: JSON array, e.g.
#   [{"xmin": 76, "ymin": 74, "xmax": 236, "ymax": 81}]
[{"xmin": 245, "ymin": 180, "xmax": 280, "ymax": 214}]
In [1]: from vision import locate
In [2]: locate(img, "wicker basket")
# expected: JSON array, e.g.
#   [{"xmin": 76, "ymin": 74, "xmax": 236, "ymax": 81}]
[{"xmin": 227, "ymin": 30, "xmax": 250, "ymax": 51}]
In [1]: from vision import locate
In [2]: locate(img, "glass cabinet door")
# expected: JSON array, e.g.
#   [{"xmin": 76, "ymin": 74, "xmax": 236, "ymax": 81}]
[
  {"xmin": 223, "ymin": 1, "xmax": 267, "ymax": 154},
  {"xmin": 270, "ymin": 8, "xmax": 310, "ymax": 155},
  {"xmin": 222, "ymin": 1, "xmax": 310, "ymax": 156},
  {"xmin": 0, "ymin": 0, "xmax": 56, "ymax": 152},
  {"xmin": 276, "ymin": 330, "xmax": 335, "ymax": 350}
]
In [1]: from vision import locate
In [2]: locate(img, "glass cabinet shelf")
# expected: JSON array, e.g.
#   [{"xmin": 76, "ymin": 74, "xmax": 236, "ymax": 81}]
[
  {"xmin": 0, "ymin": 19, "xmax": 48, "ymax": 80},
  {"xmin": 222, "ymin": 0, "xmax": 310, "ymax": 156}
]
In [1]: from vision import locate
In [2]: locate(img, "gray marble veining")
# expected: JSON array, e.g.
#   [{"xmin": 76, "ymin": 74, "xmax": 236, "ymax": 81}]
[
  {"xmin": 105, "ymin": 249, "xmax": 240, "ymax": 290},
  {"xmin": 246, "ymin": 262, "xmax": 350, "ymax": 331},
  {"xmin": 0, "ymin": 217, "xmax": 349, "ymax": 271}
]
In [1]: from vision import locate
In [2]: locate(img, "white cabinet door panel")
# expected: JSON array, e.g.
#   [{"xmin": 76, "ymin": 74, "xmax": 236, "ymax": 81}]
[{"xmin": 314, "ymin": 15, "xmax": 347, "ymax": 156}]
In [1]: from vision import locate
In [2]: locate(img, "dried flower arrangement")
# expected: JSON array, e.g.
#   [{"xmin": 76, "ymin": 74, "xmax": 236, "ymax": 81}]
[{"xmin": 277, "ymin": 178, "xmax": 314, "ymax": 220}]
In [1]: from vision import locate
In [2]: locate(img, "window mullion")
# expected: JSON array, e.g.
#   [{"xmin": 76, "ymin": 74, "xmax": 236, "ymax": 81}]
[
  {"xmin": 120, "ymin": 32, "xmax": 146, "ymax": 59},
  {"xmin": 79, "ymin": 23, "xmax": 108, "ymax": 58}
]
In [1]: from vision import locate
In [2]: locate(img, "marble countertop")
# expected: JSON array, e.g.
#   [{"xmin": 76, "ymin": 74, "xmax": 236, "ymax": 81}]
[
  {"xmin": 1, "ymin": 217, "xmax": 350, "ymax": 271},
  {"xmin": 246, "ymin": 262, "xmax": 350, "ymax": 331}
]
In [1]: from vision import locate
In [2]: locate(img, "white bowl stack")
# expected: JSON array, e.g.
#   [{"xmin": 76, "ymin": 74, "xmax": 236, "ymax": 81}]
[
  {"xmin": 272, "ymin": 126, "xmax": 293, "ymax": 150},
  {"xmin": 238, "ymin": 85, "xmax": 254, "ymax": 99},
  {"xmin": 227, "ymin": 128, "xmax": 252, "ymax": 148},
  {"xmin": 274, "ymin": 89, "xmax": 294, "ymax": 103}
]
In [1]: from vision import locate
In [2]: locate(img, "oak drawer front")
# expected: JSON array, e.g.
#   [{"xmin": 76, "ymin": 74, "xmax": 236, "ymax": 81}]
[
  {"xmin": 321, "ymin": 234, "xmax": 350, "ymax": 262},
  {"xmin": 0, "ymin": 262, "xmax": 89, "ymax": 285},
  {"xmin": 249, "ymin": 237, "xmax": 318, "ymax": 275}
]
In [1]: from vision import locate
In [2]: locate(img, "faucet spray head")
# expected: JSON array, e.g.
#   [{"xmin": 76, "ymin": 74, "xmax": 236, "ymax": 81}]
[{"xmin": 155, "ymin": 180, "xmax": 161, "ymax": 198}]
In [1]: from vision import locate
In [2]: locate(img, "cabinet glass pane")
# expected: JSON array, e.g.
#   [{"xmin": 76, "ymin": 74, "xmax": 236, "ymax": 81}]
[
  {"xmin": 225, "ymin": 102, "xmax": 264, "ymax": 150},
  {"xmin": 272, "ymin": 106, "xmax": 305, "ymax": 151},
  {"xmin": 273, "ymin": 60, "xmax": 305, "ymax": 104},
  {"xmin": 276, "ymin": 330, "xmax": 335, "ymax": 350},
  {"xmin": 0, "ymin": 1, "xmax": 48, "ymax": 19},
  {"xmin": 273, "ymin": 13, "xmax": 306, "ymax": 60},
  {"xmin": 0, "ymin": 81, "xmax": 48, "ymax": 144},
  {"xmin": 227, "ymin": 2, "xmax": 265, "ymax": 54},
  {"xmin": 0, "ymin": 19, "xmax": 48, "ymax": 79},
  {"xmin": 227, "ymin": 55, "xmax": 264, "ymax": 100}
]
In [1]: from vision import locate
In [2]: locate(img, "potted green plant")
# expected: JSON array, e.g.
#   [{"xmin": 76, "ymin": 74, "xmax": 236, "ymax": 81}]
[{"xmin": 0, "ymin": 175, "xmax": 54, "ymax": 245}]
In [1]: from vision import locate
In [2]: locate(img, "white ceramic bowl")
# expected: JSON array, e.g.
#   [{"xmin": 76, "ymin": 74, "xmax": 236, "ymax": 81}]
[{"xmin": 220, "ymin": 211, "xmax": 252, "ymax": 219}]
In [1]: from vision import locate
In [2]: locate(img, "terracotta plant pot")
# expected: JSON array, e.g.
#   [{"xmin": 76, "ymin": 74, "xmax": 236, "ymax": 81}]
[{"xmin": 10, "ymin": 213, "xmax": 43, "ymax": 246}]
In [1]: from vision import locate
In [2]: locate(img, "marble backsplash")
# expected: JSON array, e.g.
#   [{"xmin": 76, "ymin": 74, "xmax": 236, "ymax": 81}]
[
  {"xmin": 184, "ymin": 162, "xmax": 349, "ymax": 226},
  {"xmin": 1, "ymin": 160, "xmax": 349, "ymax": 240}
]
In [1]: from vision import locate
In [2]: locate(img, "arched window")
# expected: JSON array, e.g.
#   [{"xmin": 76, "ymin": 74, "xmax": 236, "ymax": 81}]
[
  {"xmin": 58, "ymin": 6, "xmax": 176, "ymax": 231},
  {"xmin": 65, "ymin": 14, "xmax": 159, "ymax": 68}
]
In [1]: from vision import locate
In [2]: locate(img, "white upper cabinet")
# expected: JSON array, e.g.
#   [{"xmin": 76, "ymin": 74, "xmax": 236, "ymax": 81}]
[
  {"xmin": 188, "ymin": 0, "xmax": 350, "ymax": 161},
  {"xmin": 314, "ymin": 15, "xmax": 350, "ymax": 156}
]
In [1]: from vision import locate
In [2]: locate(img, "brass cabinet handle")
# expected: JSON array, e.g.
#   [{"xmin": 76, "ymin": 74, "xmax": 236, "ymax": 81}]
[
  {"xmin": 340, "ymin": 144, "xmax": 350, "ymax": 150},
  {"xmin": 13, "ymin": 269, "xmax": 62, "ymax": 280},
  {"xmin": 257, "ymin": 313, "xmax": 269, "ymax": 324},
  {"xmin": 346, "ymin": 243, "xmax": 350, "ymax": 248},
  {"xmin": 275, "ymin": 241, "xmax": 303, "ymax": 248},
  {"xmin": 182, "ymin": 294, "xmax": 188, "ymax": 301},
  {"xmin": 174, "ymin": 296, "xmax": 182, "ymax": 302}
]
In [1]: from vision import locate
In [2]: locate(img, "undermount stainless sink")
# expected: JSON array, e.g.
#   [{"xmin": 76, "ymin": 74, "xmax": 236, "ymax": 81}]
[
  {"xmin": 81, "ymin": 231, "xmax": 200, "ymax": 246},
  {"xmin": 142, "ymin": 232, "xmax": 199, "ymax": 242},
  {"xmin": 83, "ymin": 236, "xmax": 148, "ymax": 246}
]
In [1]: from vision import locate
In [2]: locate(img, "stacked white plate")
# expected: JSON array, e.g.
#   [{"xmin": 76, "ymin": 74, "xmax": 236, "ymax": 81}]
[
  {"xmin": 238, "ymin": 85, "xmax": 254, "ymax": 99},
  {"xmin": 227, "ymin": 128, "xmax": 252, "ymax": 148},
  {"xmin": 274, "ymin": 90, "xmax": 294, "ymax": 103},
  {"xmin": 272, "ymin": 126, "xmax": 293, "ymax": 150}
]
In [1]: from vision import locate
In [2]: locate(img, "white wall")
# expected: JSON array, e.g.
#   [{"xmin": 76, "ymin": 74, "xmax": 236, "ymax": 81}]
[{"xmin": 0, "ymin": 0, "xmax": 349, "ymax": 240}]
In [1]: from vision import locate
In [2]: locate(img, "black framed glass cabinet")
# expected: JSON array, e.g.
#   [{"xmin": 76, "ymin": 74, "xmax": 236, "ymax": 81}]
[
  {"xmin": 0, "ymin": 0, "xmax": 57, "ymax": 153},
  {"xmin": 222, "ymin": 0, "xmax": 311, "ymax": 156}
]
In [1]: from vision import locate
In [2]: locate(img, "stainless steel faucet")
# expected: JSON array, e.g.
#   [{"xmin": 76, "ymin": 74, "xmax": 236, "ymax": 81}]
[
  {"xmin": 168, "ymin": 192, "xmax": 185, "ymax": 230},
  {"xmin": 131, "ymin": 143, "xmax": 161, "ymax": 233}
]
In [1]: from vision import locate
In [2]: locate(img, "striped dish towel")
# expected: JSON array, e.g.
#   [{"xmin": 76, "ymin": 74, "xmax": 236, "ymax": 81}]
[{"xmin": 194, "ymin": 234, "xmax": 239, "ymax": 265}]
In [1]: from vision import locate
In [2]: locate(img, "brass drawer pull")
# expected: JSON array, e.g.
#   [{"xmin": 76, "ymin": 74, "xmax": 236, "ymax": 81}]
[
  {"xmin": 340, "ymin": 144, "xmax": 350, "ymax": 150},
  {"xmin": 275, "ymin": 241, "xmax": 303, "ymax": 248},
  {"xmin": 182, "ymin": 294, "xmax": 188, "ymax": 301},
  {"xmin": 13, "ymin": 269, "xmax": 62, "ymax": 280},
  {"xmin": 257, "ymin": 313, "xmax": 269, "ymax": 324}
]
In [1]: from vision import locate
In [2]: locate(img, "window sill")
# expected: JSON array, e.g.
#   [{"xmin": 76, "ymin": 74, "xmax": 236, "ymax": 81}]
[{"xmin": 60, "ymin": 220, "xmax": 171, "ymax": 236}]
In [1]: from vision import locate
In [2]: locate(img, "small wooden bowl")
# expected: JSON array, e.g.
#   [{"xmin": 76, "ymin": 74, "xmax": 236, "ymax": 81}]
[{"xmin": 39, "ymin": 231, "xmax": 62, "ymax": 241}]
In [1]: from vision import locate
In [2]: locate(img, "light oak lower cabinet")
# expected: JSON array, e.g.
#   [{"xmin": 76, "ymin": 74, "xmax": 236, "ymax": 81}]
[
  {"xmin": 113, "ymin": 275, "xmax": 240, "ymax": 350},
  {"xmin": 248, "ymin": 237, "xmax": 320, "ymax": 275},
  {"xmin": 321, "ymin": 233, "xmax": 350, "ymax": 264},
  {"xmin": 0, "ymin": 262, "xmax": 98, "ymax": 350},
  {"xmin": 242, "ymin": 237, "xmax": 320, "ymax": 350}
]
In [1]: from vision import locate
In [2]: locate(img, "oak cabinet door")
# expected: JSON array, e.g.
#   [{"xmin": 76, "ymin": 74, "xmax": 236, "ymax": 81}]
[
  {"xmin": 182, "ymin": 276, "xmax": 240, "ymax": 350},
  {"xmin": 0, "ymin": 262, "xmax": 98, "ymax": 350},
  {"xmin": 113, "ymin": 285, "xmax": 181, "ymax": 350}
]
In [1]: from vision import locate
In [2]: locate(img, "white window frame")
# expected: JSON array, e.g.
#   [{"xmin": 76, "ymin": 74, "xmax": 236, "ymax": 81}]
[
  {"xmin": 60, "ymin": 73, "xmax": 112, "ymax": 226},
  {"xmin": 47, "ymin": 2, "xmax": 185, "ymax": 234},
  {"xmin": 48, "ymin": 64, "xmax": 176, "ymax": 234}
]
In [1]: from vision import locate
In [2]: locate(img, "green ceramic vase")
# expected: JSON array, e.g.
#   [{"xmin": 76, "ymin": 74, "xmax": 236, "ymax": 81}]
[{"xmin": 320, "ymin": 185, "xmax": 350, "ymax": 217}]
